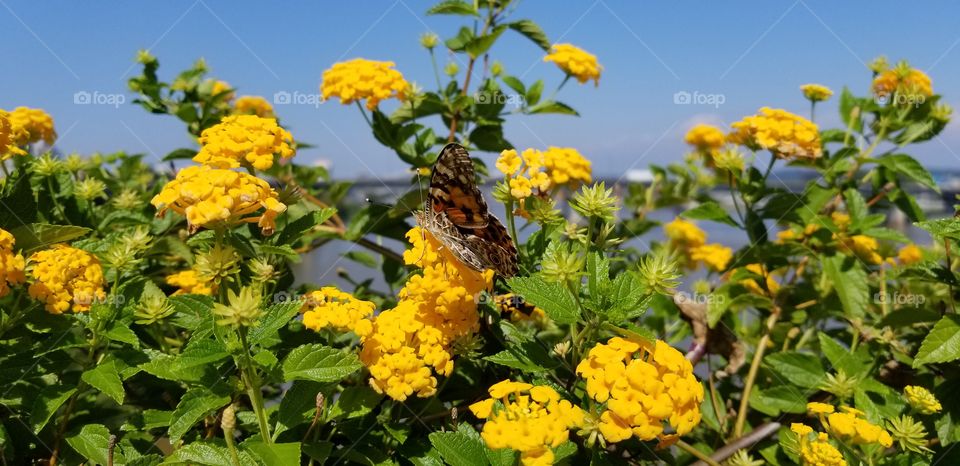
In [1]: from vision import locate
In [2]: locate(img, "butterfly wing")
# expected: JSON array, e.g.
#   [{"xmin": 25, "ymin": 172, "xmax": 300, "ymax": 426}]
[{"xmin": 428, "ymin": 143, "xmax": 490, "ymax": 229}]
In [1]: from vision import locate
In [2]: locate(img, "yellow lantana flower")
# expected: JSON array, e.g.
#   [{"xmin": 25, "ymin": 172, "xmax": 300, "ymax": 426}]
[
  {"xmin": 9, "ymin": 106, "xmax": 56, "ymax": 146},
  {"xmin": 684, "ymin": 124, "xmax": 725, "ymax": 152},
  {"xmin": 301, "ymin": 287, "xmax": 374, "ymax": 337},
  {"xmin": 496, "ymin": 149, "xmax": 522, "ymax": 177},
  {"xmin": 824, "ymin": 409, "xmax": 893, "ymax": 448},
  {"xmin": 729, "ymin": 107, "xmax": 822, "ymax": 160},
  {"xmin": 801, "ymin": 84, "xmax": 834, "ymax": 102},
  {"xmin": 792, "ymin": 425, "xmax": 847, "ymax": 466},
  {"xmin": 544, "ymin": 43, "xmax": 602, "ymax": 86},
  {"xmin": 470, "ymin": 380, "xmax": 584, "ymax": 466},
  {"xmin": 0, "ymin": 110, "xmax": 28, "ymax": 160},
  {"xmin": 165, "ymin": 269, "xmax": 216, "ymax": 296},
  {"xmin": 151, "ymin": 165, "xmax": 287, "ymax": 235},
  {"xmin": 838, "ymin": 235, "xmax": 882, "ymax": 265},
  {"xmin": 321, "ymin": 58, "xmax": 410, "ymax": 110},
  {"xmin": 664, "ymin": 218, "xmax": 707, "ymax": 249},
  {"xmin": 904, "ymin": 385, "xmax": 942, "ymax": 414},
  {"xmin": 690, "ymin": 243, "xmax": 733, "ymax": 272},
  {"xmin": 0, "ymin": 228, "xmax": 25, "ymax": 298},
  {"xmin": 897, "ymin": 244, "xmax": 923, "ymax": 266},
  {"xmin": 28, "ymin": 245, "xmax": 106, "ymax": 314},
  {"xmin": 233, "ymin": 95, "xmax": 275, "ymax": 118},
  {"xmin": 872, "ymin": 61, "xmax": 932, "ymax": 100},
  {"xmin": 576, "ymin": 337, "xmax": 703, "ymax": 444},
  {"xmin": 193, "ymin": 115, "xmax": 295, "ymax": 171}
]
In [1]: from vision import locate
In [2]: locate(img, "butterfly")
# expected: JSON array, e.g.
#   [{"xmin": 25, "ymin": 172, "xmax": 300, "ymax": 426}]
[{"xmin": 414, "ymin": 143, "xmax": 519, "ymax": 277}]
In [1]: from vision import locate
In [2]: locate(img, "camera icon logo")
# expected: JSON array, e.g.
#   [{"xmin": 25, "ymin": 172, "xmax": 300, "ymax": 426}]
[
  {"xmin": 74, "ymin": 91, "xmax": 92, "ymax": 105},
  {"xmin": 274, "ymin": 91, "xmax": 292, "ymax": 105},
  {"xmin": 673, "ymin": 91, "xmax": 692, "ymax": 105}
]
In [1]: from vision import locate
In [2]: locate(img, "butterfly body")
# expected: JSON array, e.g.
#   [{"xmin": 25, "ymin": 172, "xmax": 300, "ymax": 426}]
[{"xmin": 415, "ymin": 143, "xmax": 519, "ymax": 277}]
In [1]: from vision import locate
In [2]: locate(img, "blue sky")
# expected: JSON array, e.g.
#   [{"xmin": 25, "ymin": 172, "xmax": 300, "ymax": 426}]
[{"xmin": 2, "ymin": 0, "xmax": 959, "ymax": 178}]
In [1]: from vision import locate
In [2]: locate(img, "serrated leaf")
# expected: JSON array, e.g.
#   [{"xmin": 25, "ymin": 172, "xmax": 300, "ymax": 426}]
[
  {"xmin": 426, "ymin": 0, "xmax": 478, "ymax": 16},
  {"xmin": 248, "ymin": 302, "xmax": 300, "ymax": 346},
  {"xmin": 81, "ymin": 358, "xmax": 125, "ymax": 404},
  {"xmin": 818, "ymin": 333, "xmax": 871, "ymax": 378},
  {"xmin": 507, "ymin": 276, "xmax": 579, "ymax": 324},
  {"xmin": 10, "ymin": 223, "xmax": 91, "ymax": 254},
  {"xmin": 822, "ymin": 255, "xmax": 868, "ymax": 319},
  {"xmin": 243, "ymin": 440, "xmax": 301, "ymax": 466},
  {"xmin": 168, "ymin": 387, "xmax": 231, "ymax": 442},
  {"xmin": 749, "ymin": 386, "xmax": 807, "ymax": 416},
  {"xmin": 29, "ymin": 386, "xmax": 76, "ymax": 433},
  {"xmin": 275, "ymin": 381, "xmax": 327, "ymax": 437},
  {"xmin": 328, "ymin": 386, "xmax": 382, "ymax": 420},
  {"xmin": 428, "ymin": 431, "xmax": 487, "ymax": 466},
  {"xmin": 163, "ymin": 441, "xmax": 258, "ymax": 466},
  {"xmin": 765, "ymin": 352, "xmax": 825, "ymax": 389},
  {"xmin": 66, "ymin": 424, "xmax": 121, "ymax": 465},
  {"xmin": 874, "ymin": 154, "xmax": 939, "ymax": 191},
  {"xmin": 278, "ymin": 208, "xmax": 336, "ymax": 245},
  {"xmin": 681, "ymin": 201, "xmax": 739, "ymax": 227},
  {"xmin": 525, "ymin": 100, "xmax": 578, "ymax": 116},
  {"xmin": 281, "ymin": 344, "xmax": 361, "ymax": 383},
  {"xmin": 508, "ymin": 19, "xmax": 551, "ymax": 51},
  {"xmin": 914, "ymin": 314, "xmax": 960, "ymax": 367},
  {"xmin": 163, "ymin": 148, "xmax": 198, "ymax": 161}
]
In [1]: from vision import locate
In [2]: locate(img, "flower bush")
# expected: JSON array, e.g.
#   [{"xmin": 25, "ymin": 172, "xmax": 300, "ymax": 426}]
[{"xmin": 0, "ymin": 2, "xmax": 958, "ymax": 465}]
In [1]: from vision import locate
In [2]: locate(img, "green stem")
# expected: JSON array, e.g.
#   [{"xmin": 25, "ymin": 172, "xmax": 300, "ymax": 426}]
[
  {"xmin": 224, "ymin": 428, "xmax": 242, "ymax": 466},
  {"xmin": 429, "ymin": 49, "xmax": 443, "ymax": 92},
  {"xmin": 676, "ymin": 439, "xmax": 721, "ymax": 466},
  {"xmin": 503, "ymin": 197, "xmax": 522, "ymax": 260},
  {"xmin": 732, "ymin": 306, "xmax": 780, "ymax": 439},
  {"xmin": 356, "ymin": 102, "xmax": 373, "ymax": 128},
  {"xmin": 238, "ymin": 328, "xmax": 272, "ymax": 443}
]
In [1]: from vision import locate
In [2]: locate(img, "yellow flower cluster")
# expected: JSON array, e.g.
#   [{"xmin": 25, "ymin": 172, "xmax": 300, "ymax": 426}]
[
  {"xmin": 151, "ymin": 165, "xmax": 287, "ymax": 235},
  {"xmin": 193, "ymin": 115, "xmax": 295, "ymax": 171},
  {"xmin": 8, "ymin": 106, "xmax": 56, "ymax": 146},
  {"xmin": 728, "ymin": 107, "xmax": 822, "ymax": 160},
  {"xmin": 872, "ymin": 63, "xmax": 933, "ymax": 99},
  {"xmin": 543, "ymin": 43, "xmax": 602, "ymax": 86},
  {"xmin": 0, "ymin": 228, "xmax": 25, "ymax": 298},
  {"xmin": 496, "ymin": 147, "xmax": 592, "ymax": 200},
  {"xmin": 663, "ymin": 218, "xmax": 732, "ymax": 272},
  {"xmin": 320, "ymin": 58, "xmax": 410, "ymax": 110},
  {"xmin": 357, "ymin": 227, "xmax": 492, "ymax": 401},
  {"xmin": 684, "ymin": 124, "xmax": 725, "ymax": 152},
  {"xmin": 165, "ymin": 269, "xmax": 216, "ymax": 295},
  {"xmin": 897, "ymin": 244, "xmax": 923, "ymax": 266},
  {"xmin": 904, "ymin": 385, "xmax": 942, "ymax": 414},
  {"xmin": 28, "ymin": 245, "xmax": 106, "ymax": 314},
  {"xmin": 495, "ymin": 293, "xmax": 547, "ymax": 323},
  {"xmin": 806, "ymin": 403, "xmax": 892, "ymax": 448},
  {"xmin": 470, "ymin": 380, "xmax": 585, "ymax": 466},
  {"xmin": 838, "ymin": 234, "xmax": 882, "ymax": 265},
  {"xmin": 301, "ymin": 287, "xmax": 374, "ymax": 337},
  {"xmin": 576, "ymin": 337, "xmax": 703, "ymax": 444},
  {"xmin": 791, "ymin": 424, "xmax": 847, "ymax": 466},
  {"xmin": 211, "ymin": 80, "xmax": 234, "ymax": 101},
  {"xmin": 0, "ymin": 110, "xmax": 27, "ymax": 159},
  {"xmin": 801, "ymin": 84, "xmax": 834, "ymax": 102},
  {"xmin": 738, "ymin": 263, "xmax": 780, "ymax": 297},
  {"xmin": 233, "ymin": 95, "xmax": 275, "ymax": 118}
]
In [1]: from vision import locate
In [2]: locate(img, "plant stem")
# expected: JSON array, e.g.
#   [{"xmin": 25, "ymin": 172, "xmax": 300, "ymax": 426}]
[
  {"xmin": 676, "ymin": 439, "xmax": 721, "ymax": 466},
  {"xmin": 224, "ymin": 428, "xmax": 243, "ymax": 466},
  {"xmin": 238, "ymin": 328, "xmax": 272, "ymax": 443},
  {"xmin": 945, "ymin": 239, "xmax": 957, "ymax": 314},
  {"xmin": 732, "ymin": 306, "xmax": 780, "ymax": 438},
  {"xmin": 356, "ymin": 102, "xmax": 373, "ymax": 128}
]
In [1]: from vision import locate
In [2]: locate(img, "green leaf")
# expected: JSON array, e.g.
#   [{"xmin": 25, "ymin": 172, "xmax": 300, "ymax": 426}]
[
  {"xmin": 275, "ymin": 381, "xmax": 327, "ymax": 437},
  {"xmin": 500, "ymin": 76, "xmax": 525, "ymax": 96},
  {"xmin": 168, "ymin": 387, "xmax": 231, "ymax": 442},
  {"xmin": 607, "ymin": 272, "xmax": 652, "ymax": 321},
  {"xmin": 328, "ymin": 386, "xmax": 383, "ymax": 420},
  {"xmin": 0, "ymin": 174, "xmax": 37, "ymax": 228},
  {"xmin": 469, "ymin": 125, "xmax": 511, "ymax": 152},
  {"xmin": 765, "ymin": 352, "xmax": 825, "ymax": 389},
  {"xmin": 10, "ymin": 223, "xmax": 91, "ymax": 254},
  {"xmin": 749, "ymin": 386, "xmax": 807, "ymax": 416},
  {"xmin": 66, "ymin": 424, "xmax": 120, "ymax": 465},
  {"xmin": 466, "ymin": 24, "xmax": 506, "ymax": 58},
  {"xmin": 484, "ymin": 340, "xmax": 558, "ymax": 373},
  {"xmin": 525, "ymin": 80, "xmax": 544, "ymax": 106},
  {"xmin": 426, "ymin": 0, "xmax": 478, "ymax": 16},
  {"xmin": 281, "ymin": 344, "xmax": 362, "ymax": 383},
  {"xmin": 822, "ymin": 255, "xmax": 868, "ymax": 319},
  {"xmin": 174, "ymin": 339, "xmax": 230, "ymax": 372},
  {"xmin": 525, "ymin": 100, "xmax": 579, "ymax": 116},
  {"xmin": 163, "ymin": 148, "xmax": 198, "ymax": 161},
  {"xmin": 914, "ymin": 315, "xmax": 960, "ymax": 367},
  {"xmin": 818, "ymin": 333, "xmax": 871, "ymax": 378},
  {"xmin": 29, "ymin": 386, "xmax": 76, "ymax": 433},
  {"xmin": 428, "ymin": 431, "xmax": 487, "ymax": 466},
  {"xmin": 81, "ymin": 358, "xmax": 125, "ymax": 404},
  {"xmin": 163, "ymin": 441, "xmax": 258, "ymax": 466},
  {"xmin": 248, "ymin": 302, "xmax": 300, "ymax": 346},
  {"xmin": 508, "ymin": 19, "xmax": 551, "ymax": 51},
  {"xmin": 874, "ymin": 154, "xmax": 939, "ymax": 192},
  {"xmin": 278, "ymin": 208, "xmax": 336, "ymax": 245},
  {"xmin": 681, "ymin": 201, "xmax": 739, "ymax": 227},
  {"xmin": 838, "ymin": 86, "xmax": 862, "ymax": 133},
  {"xmin": 507, "ymin": 276, "xmax": 580, "ymax": 324},
  {"xmin": 243, "ymin": 440, "xmax": 301, "ymax": 466},
  {"xmin": 916, "ymin": 218, "xmax": 960, "ymax": 242}
]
